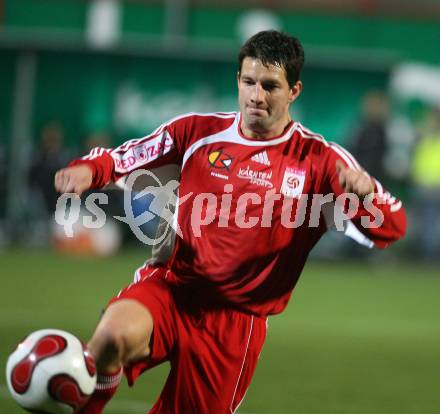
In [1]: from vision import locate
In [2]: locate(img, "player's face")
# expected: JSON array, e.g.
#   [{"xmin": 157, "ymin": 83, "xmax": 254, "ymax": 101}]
[{"xmin": 238, "ymin": 57, "xmax": 302, "ymax": 139}]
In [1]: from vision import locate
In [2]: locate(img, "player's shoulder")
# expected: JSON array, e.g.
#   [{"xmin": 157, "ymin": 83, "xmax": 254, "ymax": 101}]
[
  {"xmin": 295, "ymin": 122, "xmax": 357, "ymax": 166},
  {"xmin": 165, "ymin": 111, "xmax": 235, "ymax": 138},
  {"xmin": 295, "ymin": 122, "xmax": 329, "ymax": 152},
  {"xmin": 166, "ymin": 111, "xmax": 237, "ymax": 145}
]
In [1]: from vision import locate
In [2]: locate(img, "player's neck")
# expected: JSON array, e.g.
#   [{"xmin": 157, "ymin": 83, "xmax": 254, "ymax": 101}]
[{"xmin": 240, "ymin": 117, "xmax": 293, "ymax": 140}]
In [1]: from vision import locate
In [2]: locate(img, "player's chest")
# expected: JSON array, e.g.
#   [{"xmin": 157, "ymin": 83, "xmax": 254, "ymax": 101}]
[{"xmin": 183, "ymin": 143, "xmax": 314, "ymax": 198}]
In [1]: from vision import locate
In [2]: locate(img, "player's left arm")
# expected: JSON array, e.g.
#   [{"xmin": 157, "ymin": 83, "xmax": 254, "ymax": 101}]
[{"xmin": 323, "ymin": 143, "xmax": 407, "ymax": 249}]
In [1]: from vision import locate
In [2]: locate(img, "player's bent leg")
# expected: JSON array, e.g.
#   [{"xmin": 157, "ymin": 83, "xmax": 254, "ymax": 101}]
[
  {"xmin": 88, "ymin": 298, "xmax": 154, "ymax": 372},
  {"xmin": 77, "ymin": 299, "xmax": 154, "ymax": 414}
]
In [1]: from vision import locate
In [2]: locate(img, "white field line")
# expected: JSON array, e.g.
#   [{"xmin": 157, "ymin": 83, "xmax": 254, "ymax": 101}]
[{"xmin": 0, "ymin": 384, "xmax": 258, "ymax": 414}]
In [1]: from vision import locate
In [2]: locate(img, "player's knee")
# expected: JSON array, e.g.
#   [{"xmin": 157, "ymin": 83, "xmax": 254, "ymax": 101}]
[
  {"xmin": 89, "ymin": 304, "xmax": 153, "ymax": 369},
  {"xmin": 89, "ymin": 323, "xmax": 127, "ymax": 370}
]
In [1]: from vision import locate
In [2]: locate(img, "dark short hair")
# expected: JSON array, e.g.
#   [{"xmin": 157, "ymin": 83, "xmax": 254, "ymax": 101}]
[{"xmin": 238, "ymin": 30, "xmax": 305, "ymax": 87}]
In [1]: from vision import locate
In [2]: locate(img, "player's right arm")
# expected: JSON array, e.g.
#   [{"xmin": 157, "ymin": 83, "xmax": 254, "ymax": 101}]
[{"xmin": 54, "ymin": 118, "xmax": 187, "ymax": 195}]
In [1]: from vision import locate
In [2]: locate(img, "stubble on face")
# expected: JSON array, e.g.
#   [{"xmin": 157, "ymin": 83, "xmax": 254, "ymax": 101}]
[{"xmin": 238, "ymin": 57, "xmax": 294, "ymax": 139}]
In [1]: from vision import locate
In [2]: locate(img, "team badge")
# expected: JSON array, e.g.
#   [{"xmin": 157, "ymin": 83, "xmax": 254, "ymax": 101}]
[
  {"xmin": 132, "ymin": 144, "xmax": 146, "ymax": 160},
  {"xmin": 281, "ymin": 167, "xmax": 306, "ymax": 198},
  {"xmin": 208, "ymin": 150, "xmax": 233, "ymax": 170}
]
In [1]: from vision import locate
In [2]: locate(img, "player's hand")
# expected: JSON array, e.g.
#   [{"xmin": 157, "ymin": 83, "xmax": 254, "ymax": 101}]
[
  {"xmin": 54, "ymin": 165, "xmax": 93, "ymax": 196},
  {"xmin": 335, "ymin": 160, "xmax": 374, "ymax": 197}
]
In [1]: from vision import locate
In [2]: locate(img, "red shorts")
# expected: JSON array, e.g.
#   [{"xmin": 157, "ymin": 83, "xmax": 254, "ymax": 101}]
[{"xmin": 110, "ymin": 265, "xmax": 267, "ymax": 414}]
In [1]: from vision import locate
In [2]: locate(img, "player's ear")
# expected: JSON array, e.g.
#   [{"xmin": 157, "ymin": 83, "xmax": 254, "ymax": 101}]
[
  {"xmin": 288, "ymin": 80, "xmax": 302, "ymax": 103},
  {"xmin": 237, "ymin": 71, "xmax": 241, "ymax": 87}
]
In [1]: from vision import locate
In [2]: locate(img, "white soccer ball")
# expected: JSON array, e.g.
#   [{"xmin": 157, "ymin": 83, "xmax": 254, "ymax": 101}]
[{"xmin": 6, "ymin": 329, "xmax": 97, "ymax": 413}]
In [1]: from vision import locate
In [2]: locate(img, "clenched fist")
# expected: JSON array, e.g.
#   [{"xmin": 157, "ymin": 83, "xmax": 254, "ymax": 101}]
[
  {"xmin": 335, "ymin": 160, "xmax": 374, "ymax": 197},
  {"xmin": 54, "ymin": 165, "xmax": 93, "ymax": 196}
]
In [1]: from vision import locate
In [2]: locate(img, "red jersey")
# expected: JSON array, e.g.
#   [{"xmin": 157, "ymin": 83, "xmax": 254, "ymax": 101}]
[{"xmin": 72, "ymin": 112, "xmax": 406, "ymax": 316}]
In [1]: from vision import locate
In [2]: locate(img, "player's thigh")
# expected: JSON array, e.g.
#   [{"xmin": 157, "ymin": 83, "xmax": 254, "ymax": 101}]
[
  {"xmin": 200, "ymin": 312, "xmax": 267, "ymax": 413},
  {"xmin": 100, "ymin": 271, "xmax": 178, "ymax": 379},
  {"xmin": 151, "ymin": 310, "xmax": 267, "ymax": 414}
]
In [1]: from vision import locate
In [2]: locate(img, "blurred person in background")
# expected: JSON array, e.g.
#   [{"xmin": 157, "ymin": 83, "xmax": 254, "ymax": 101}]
[
  {"xmin": 29, "ymin": 122, "xmax": 70, "ymax": 216},
  {"xmin": 28, "ymin": 122, "xmax": 70, "ymax": 244},
  {"xmin": 345, "ymin": 90, "xmax": 416, "ymax": 260},
  {"xmin": 343, "ymin": 91, "xmax": 392, "ymax": 259},
  {"xmin": 54, "ymin": 31, "xmax": 406, "ymax": 413},
  {"xmin": 349, "ymin": 90, "xmax": 390, "ymax": 183},
  {"xmin": 411, "ymin": 106, "xmax": 440, "ymax": 261}
]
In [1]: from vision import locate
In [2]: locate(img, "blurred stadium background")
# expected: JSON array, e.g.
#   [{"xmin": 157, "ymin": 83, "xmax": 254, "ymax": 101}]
[{"xmin": 0, "ymin": 1, "xmax": 439, "ymax": 413}]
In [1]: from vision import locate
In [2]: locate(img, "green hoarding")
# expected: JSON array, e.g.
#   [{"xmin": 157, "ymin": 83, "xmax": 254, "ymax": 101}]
[{"xmin": 27, "ymin": 50, "xmax": 387, "ymax": 147}]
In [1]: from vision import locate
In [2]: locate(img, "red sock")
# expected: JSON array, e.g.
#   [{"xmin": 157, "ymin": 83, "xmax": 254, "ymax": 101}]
[{"xmin": 77, "ymin": 368, "xmax": 123, "ymax": 414}]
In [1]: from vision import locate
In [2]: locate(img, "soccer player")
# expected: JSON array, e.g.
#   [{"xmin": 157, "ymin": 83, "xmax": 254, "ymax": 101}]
[{"xmin": 54, "ymin": 31, "xmax": 406, "ymax": 413}]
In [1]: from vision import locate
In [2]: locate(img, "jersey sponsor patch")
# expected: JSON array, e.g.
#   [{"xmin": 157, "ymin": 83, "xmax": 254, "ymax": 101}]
[
  {"xmin": 237, "ymin": 165, "xmax": 273, "ymax": 188},
  {"xmin": 208, "ymin": 150, "xmax": 233, "ymax": 170},
  {"xmin": 114, "ymin": 132, "xmax": 173, "ymax": 172},
  {"xmin": 281, "ymin": 167, "xmax": 306, "ymax": 198}
]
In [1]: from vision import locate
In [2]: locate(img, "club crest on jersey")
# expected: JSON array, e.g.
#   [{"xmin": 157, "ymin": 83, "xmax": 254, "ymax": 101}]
[
  {"xmin": 208, "ymin": 150, "xmax": 233, "ymax": 170},
  {"xmin": 281, "ymin": 167, "xmax": 306, "ymax": 198},
  {"xmin": 132, "ymin": 144, "xmax": 146, "ymax": 160}
]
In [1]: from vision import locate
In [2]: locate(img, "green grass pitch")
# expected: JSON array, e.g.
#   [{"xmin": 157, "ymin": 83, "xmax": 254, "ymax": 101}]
[{"xmin": 0, "ymin": 249, "xmax": 439, "ymax": 413}]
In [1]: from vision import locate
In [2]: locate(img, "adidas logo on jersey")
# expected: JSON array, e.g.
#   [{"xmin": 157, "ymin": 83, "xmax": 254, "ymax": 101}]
[{"xmin": 251, "ymin": 151, "xmax": 271, "ymax": 166}]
